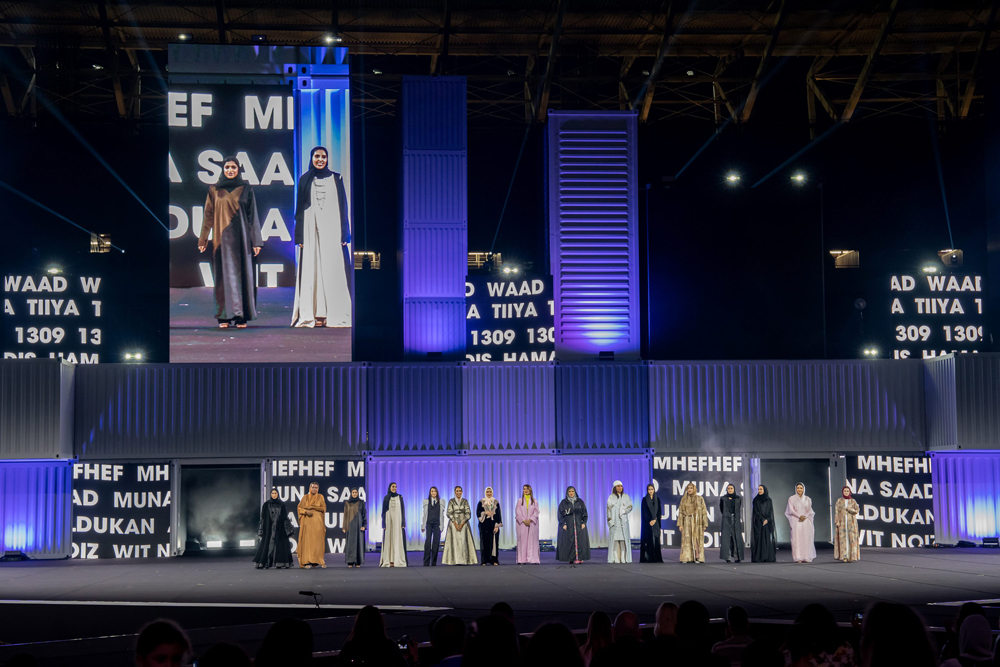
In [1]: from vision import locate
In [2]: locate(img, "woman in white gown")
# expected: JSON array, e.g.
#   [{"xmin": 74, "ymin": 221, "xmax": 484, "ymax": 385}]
[
  {"xmin": 784, "ymin": 482, "xmax": 816, "ymax": 563},
  {"xmin": 380, "ymin": 482, "xmax": 407, "ymax": 567},
  {"xmin": 291, "ymin": 146, "xmax": 352, "ymax": 328},
  {"xmin": 606, "ymin": 481, "xmax": 634, "ymax": 563}
]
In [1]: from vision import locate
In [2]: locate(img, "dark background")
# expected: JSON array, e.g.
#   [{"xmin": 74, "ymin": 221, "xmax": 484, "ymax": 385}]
[
  {"xmin": 760, "ymin": 458, "xmax": 832, "ymax": 545},
  {"xmin": 0, "ymin": 52, "xmax": 991, "ymax": 363}
]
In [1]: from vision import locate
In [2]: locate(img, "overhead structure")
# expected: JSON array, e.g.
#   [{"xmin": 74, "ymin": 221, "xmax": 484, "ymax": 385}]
[{"xmin": 0, "ymin": 1, "xmax": 998, "ymax": 126}]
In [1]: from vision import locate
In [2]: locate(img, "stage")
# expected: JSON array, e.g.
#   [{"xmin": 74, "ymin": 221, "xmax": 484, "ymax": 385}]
[
  {"xmin": 169, "ymin": 287, "xmax": 352, "ymax": 362},
  {"xmin": 1, "ymin": 547, "xmax": 998, "ymax": 665}
]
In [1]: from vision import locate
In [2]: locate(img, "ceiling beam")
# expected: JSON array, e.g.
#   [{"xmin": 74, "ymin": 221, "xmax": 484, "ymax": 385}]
[
  {"xmin": 0, "ymin": 74, "xmax": 16, "ymax": 116},
  {"xmin": 741, "ymin": 0, "xmax": 788, "ymax": 122},
  {"xmin": 960, "ymin": 2, "xmax": 997, "ymax": 118},
  {"xmin": 632, "ymin": 2, "xmax": 674, "ymax": 114},
  {"xmin": 97, "ymin": 1, "xmax": 126, "ymax": 119},
  {"xmin": 533, "ymin": 0, "xmax": 566, "ymax": 123},
  {"xmin": 216, "ymin": 0, "xmax": 228, "ymax": 44},
  {"xmin": 841, "ymin": 0, "xmax": 900, "ymax": 122}
]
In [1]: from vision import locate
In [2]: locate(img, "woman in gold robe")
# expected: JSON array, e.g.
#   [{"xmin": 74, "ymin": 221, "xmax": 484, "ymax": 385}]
[
  {"xmin": 443, "ymin": 486, "xmax": 478, "ymax": 565},
  {"xmin": 678, "ymin": 482, "xmax": 709, "ymax": 563},
  {"xmin": 834, "ymin": 486, "xmax": 860, "ymax": 562},
  {"xmin": 296, "ymin": 482, "xmax": 327, "ymax": 569}
]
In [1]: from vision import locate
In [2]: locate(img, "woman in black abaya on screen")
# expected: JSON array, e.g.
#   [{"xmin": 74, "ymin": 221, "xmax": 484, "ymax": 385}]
[
  {"xmin": 198, "ymin": 156, "xmax": 263, "ymax": 328},
  {"xmin": 751, "ymin": 484, "xmax": 777, "ymax": 562}
]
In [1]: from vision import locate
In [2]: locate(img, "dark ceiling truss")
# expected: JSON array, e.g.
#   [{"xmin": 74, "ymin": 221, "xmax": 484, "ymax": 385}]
[{"xmin": 0, "ymin": 1, "xmax": 997, "ymax": 127}]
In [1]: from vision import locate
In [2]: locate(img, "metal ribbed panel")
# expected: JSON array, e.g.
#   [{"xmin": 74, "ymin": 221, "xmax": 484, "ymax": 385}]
[
  {"xmin": 0, "ymin": 460, "xmax": 73, "ymax": 559},
  {"xmin": 648, "ymin": 360, "xmax": 926, "ymax": 452},
  {"xmin": 953, "ymin": 355, "xmax": 1000, "ymax": 449},
  {"xmin": 932, "ymin": 452, "xmax": 1000, "ymax": 544},
  {"xmin": 368, "ymin": 453, "xmax": 650, "ymax": 550},
  {"xmin": 75, "ymin": 364, "xmax": 366, "ymax": 459},
  {"xmin": 402, "ymin": 227, "xmax": 467, "ymax": 298},
  {"xmin": 462, "ymin": 363, "xmax": 556, "ymax": 450},
  {"xmin": 367, "ymin": 363, "xmax": 462, "ymax": 451},
  {"xmin": 401, "ymin": 77, "xmax": 467, "ymax": 151},
  {"xmin": 0, "ymin": 360, "xmax": 74, "ymax": 460},
  {"xmin": 925, "ymin": 355, "xmax": 958, "ymax": 450},
  {"xmin": 547, "ymin": 111, "xmax": 639, "ymax": 360},
  {"xmin": 555, "ymin": 362, "xmax": 648, "ymax": 449},
  {"xmin": 402, "ymin": 153, "xmax": 468, "ymax": 226},
  {"xmin": 402, "ymin": 299, "xmax": 467, "ymax": 357}
]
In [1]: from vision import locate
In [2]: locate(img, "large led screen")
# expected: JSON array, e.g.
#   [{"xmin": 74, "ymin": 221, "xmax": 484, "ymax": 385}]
[{"xmin": 168, "ymin": 46, "xmax": 353, "ymax": 362}]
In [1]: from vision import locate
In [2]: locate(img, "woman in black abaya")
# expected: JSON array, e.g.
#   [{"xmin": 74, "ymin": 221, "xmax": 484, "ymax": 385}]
[
  {"xmin": 719, "ymin": 484, "xmax": 745, "ymax": 563},
  {"xmin": 640, "ymin": 483, "xmax": 664, "ymax": 563},
  {"xmin": 751, "ymin": 484, "xmax": 777, "ymax": 563},
  {"xmin": 254, "ymin": 488, "xmax": 293, "ymax": 569},
  {"xmin": 556, "ymin": 486, "xmax": 590, "ymax": 563}
]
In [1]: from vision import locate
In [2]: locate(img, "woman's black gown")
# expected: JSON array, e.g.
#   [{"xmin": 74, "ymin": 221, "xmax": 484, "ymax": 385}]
[
  {"xmin": 750, "ymin": 490, "xmax": 777, "ymax": 563},
  {"xmin": 556, "ymin": 498, "xmax": 591, "ymax": 562},
  {"xmin": 639, "ymin": 494, "xmax": 664, "ymax": 563},
  {"xmin": 477, "ymin": 501, "xmax": 502, "ymax": 564},
  {"xmin": 254, "ymin": 499, "xmax": 293, "ymax": 568},
  {"xmin": 719, "ymin": 494, "xmax": 745, "ymax": 561}
]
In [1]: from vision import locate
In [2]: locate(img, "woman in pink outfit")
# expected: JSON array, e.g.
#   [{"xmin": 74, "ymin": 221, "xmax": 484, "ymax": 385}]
[{"xmin": 515, "ymin": 484, "xmax": 541, "ymax": 564}]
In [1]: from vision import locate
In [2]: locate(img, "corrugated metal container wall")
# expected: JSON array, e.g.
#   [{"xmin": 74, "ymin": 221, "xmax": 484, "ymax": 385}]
[
  {"xmin": 932, "ymin": 452, "xmax": 1000, "ymax": 544},
  {"xmin": 402, "ymin": 226, "xmax": 467, "ymax": 298},
  {"xmin": 367, "ymin": 364, "xmax": 462, "ymax": 451},
  {"xmin": 367, "ymin": 453, "xmax": 650, "ymax": 551},
  {"xmin": 462, "ymin": 363, "xmax": 556, "ymax": 450},
  {"xmin": 402, "ymin": 300, "xmax": 467, "ymax": 358},
  {"xmin": 924, "ymin": 355, "xmax": 958, "ymax": 450},
  {"xmin": 0, "ymin": 360, "xmax": 74, "ymax": 459},
  {"xmin": 555, "ymin": 363, "xmax": 649, "ymax": 449},
  {"xmin": 402, "ymin": 156, "xmax": 468, "ymax": 228},
  {"xmin": 648, "ymin": 360, "xmax": 926, "ymax": 452},
  {"xmin": 75, "ymin": 364, "xmax": 366, "ymax": 459},
  {"xmin": 0, "ymin": 460, "xmax": 73, "ymax": 559},
  {"xmin": 953, "ymin": 355, "xmax": 1000, "ymax": 449},
  {"xmin": 401, "ymin": 76, "xmax": 467, "ymax": 151}
]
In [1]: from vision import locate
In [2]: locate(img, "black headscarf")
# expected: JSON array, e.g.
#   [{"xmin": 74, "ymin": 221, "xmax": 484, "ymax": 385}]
[
  {"xmin": 644, "ymin": 484, "xmax": 658, "ymax": 516},
  {"xmin": 347, "ymin": 487, "xmax": 360, "ymax": 504},
  {"xmin": 387, "ymin": 482, "xmax": 399, "ymax": 498},
  {"xmin": 564, "ymin": 486, "xmax": 579, "ymax": 506},
  {"xmin": 267, "ymin": 488, "xmax": 283, "ymax": 506},
  {"xmin": 295, "ymin": 147, "xmax": 334, "ymax": 211},
  {"xmin": 216, "ymin": 156, "xmax": 247, "ymax": 190},
  {"xmin": 753, "ymin": 485, "xmax": 770, "ymax": 509},
  {"xmin": 725, "ymin": 484, "xmax": 737, "ymax": 500}
]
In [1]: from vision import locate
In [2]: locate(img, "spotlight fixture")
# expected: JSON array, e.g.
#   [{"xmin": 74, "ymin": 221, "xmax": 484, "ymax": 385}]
[
  {"xmin": 206, "ymin": 540, "xmax": 223, "ymax": 548},
  {"xmin": 791, "ymin": 172, "xmax": 806, "ymax": 184},
  {"xmin": 124, "ymin": 352, "xmax": 144, "ymax": 362},
  {"xmin": 641, "ymin": 70, "xmax": 650, "ymax": 76},
  {"xmin": 323, "ymin": 34, "xmax": 342, "ymax": 44},
  {"xmin": 862, "ymin": 348, "xmax": 879, "ymax": 357},
  {"xmin": 177, "ymin": 33, "xmax": 192, "ymax": 41},
  {"xmin": 938, "ymin": 248, "xmax": 963, "ymax": 267},
  {"xmin": 502, "ymin": 266, "xmax": 512, "ymax": 275},
  {"xmin": 507, "ymin": 69, "xmax": 516, "ymax": 76},
  {"xmin": 251, "ymin": 34, "xmax": 267, "ymax": 43},
  {"xmin": 725, "ymin": 172, "xmax": 741, "ymax": 184},
  {"xmin": 372, "ymin": 68, "xmax": 383, "ymax": 75},
  {"xmin": 686, "ymin": 70, "xmax": 695, "ymax": 76},
  {"xmin": 922, "ymin": 265, "xmax": 938, "ymax": 273},
  {"xmin": 46, "ymin": 267, "xmax": 62, "ymax": 275},
  {"xmin": 92, "ymin": 64, "xmax": 104, "ymax": 70}
]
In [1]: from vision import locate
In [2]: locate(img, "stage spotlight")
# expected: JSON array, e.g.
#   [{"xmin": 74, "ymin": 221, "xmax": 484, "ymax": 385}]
[
  {"xmin": 206, "ymin": 540, "xmax": 223, "ymax": 548},
  {"xmin": 641, "ymin": 70, "xmax": 650, "ymax": 76},
  {"xmin": 46, "ymin": 266, "xmax": 62, "ymax": 275},
  {"xmin": 178, "ymin": 33, "xmax": 192, "ymax": 41},
  {"xmin": 323, "ymin": 34, "xmax": 342, "ymax": 44},
  {"xmin": 725, "ymin": 172, "xmax": 741, "ymax": 185},
  {"xmin": 373, "ymin": 69, "xmax": 383, "ymax": 75},
  {"xmin": 923, "ymin": 265, "xmax": 938, "ymax": 273},
  {"xmin": 124, "ymin": 351, "xmax": 144, "ymax": 362},
  {"xmin": 92, "ymin": 64, "xmax": 104, "ymax": 70},
  {"xmin": 507, "ymin": 69, "xmax": 516, "ymax": 76},
  {"xmin": 251, "ymin": 34, "xmax": 267, "ymax": 43},
  {"xmin": 791, "ymin": 172, "xmax": 806, "ymax": 184},
  {"xmin": 686, "ymin": 70, "xmax": 695, "ymax": 76},
  {"xmin": 938, "ymin": 248, "xmax": 963, "ymax": 267},
  {"xmin": 862, "ymin": 348, "xmax": 879, "ymax": 357},
  {"xmin": 239, "ymin": 539, "xmax": 256, "ymax": 547}
]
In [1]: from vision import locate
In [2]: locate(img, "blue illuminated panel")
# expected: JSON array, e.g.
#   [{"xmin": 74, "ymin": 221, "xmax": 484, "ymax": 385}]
[
  {"xmin": 0, "ymin": 460, "xmax": 73, "ymax": 559},
  {"xmin": 547, "ymin": 111, "xmax": 640, "ymax": 359}
]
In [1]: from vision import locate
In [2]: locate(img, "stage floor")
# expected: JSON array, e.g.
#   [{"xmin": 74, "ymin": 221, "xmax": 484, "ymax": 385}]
[
  {"xmin": 169, "ymin": 287, "xmax": 352, "ymax": 362},
  {"xmin": 2, "ymin": 547, "xmax": 999, "ymax": 665}
]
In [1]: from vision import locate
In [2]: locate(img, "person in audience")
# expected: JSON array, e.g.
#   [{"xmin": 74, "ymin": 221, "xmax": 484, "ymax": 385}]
[
  {"xmin": 652, "ymin": 602, "xmax": 680, "ymax": 655},
  {"xmin": 712, "ymin": 605, "xmax": 753, "ymax": 666},
  {"xmin": 254, "ymin": 488, "xmax": 294, "ymax": 569},
  {"xmin": 580, "ymin": 611, "xmax": 613, "ymax": 667},
  {"xmin": 337, "ymin": 605, "xmax": 406, "ymax": 666},
  {"xmin": 522, "ymin": 622, "xmax": 585, "ymax": 667},
  {"xmin": 741, "ymin": 639, "xmax": 785, "ymax": 667},
  {"xmin": 462, "ymin": 613, "xmax": 520, "ymax": 667},
  {"xmin": 590, "ymin": 611, "xmax": 651, "ymax": 667},
  {"xmin": 443, "ymin": 486, "xmax": 478, "ymax": 565},
  {"xmin": 941, "ymin": 602, "xmax": 987, "ymax": 663},
  {"xmin": 640, "ymin": 483, "xmax": 664, "ymax": 563},
  {"xmin": 198, "ymin": 643, "xmax": 251, "ymax": 667},
  {"xmin": 557, "ymin": 486, "xmax": 591, "ymax": 563},
  {"xmin": 786, "ymin": 604, "xmax": 855, "ymax": 667},
  {"xmin": 673, "ymin": 600, "xmax": 729, "ymax": 667},
  {"xmin": 428, "ymin": 615, "xmax": 466, "ymax": 667},
  {"xmin": 784, "ymin": 483, "xmax": 816, "ymax": 564},
  {"xmin": 720, "ymin": 484, "xmax": 745, "ymax": 563},
  {"xmin": 297, "ymin": 482, "xmax": 327, "ymax": 569},
  {"xmin": 834, "ymin": 486, "xmax": 860, "ymax": 563},
  {"xmin": 940, "ymin": 614, "xmax": 994, "ymax": 667},
  {"xmin": 380, "ymin": 482, "xmax": 408, "ymax": 567},
  {"xmin": 606, "ymin": 481, "xmax": 634, "ymax": 563},
  {"xmin": 255, "ymin": 618, "xmax": 313, "ymax": 667},
  {"xmin": 134, "ymin": 619, "xmax": 191, "ymax": 667},
  {"xmin": 422, "ymin": 486, "xmax": 445, "ymax": 566},
  {"xmin": 859, "ymin": 602, "xmax": 936, "ymax": 667},
  {"xmin": 478, "ymin": 487, "xmax": 503, "ymax": 565},
  {"xmin": 515, "ymin": 484, "xmax": 540, "ymax": 564},
  {"xmin": 679, "ymin": 483, "xmax": 709, "ymax": 564},
  {"xmin": 751, "ymin": 485, "xmax": 777, "ymax": 563},
  {"xmin": 344, "ymin": 486, "xmax": 367, "ymax": 568},
  {"xmin": 490, "ymin": 602, "xmax": 514, "ymax": 621}
]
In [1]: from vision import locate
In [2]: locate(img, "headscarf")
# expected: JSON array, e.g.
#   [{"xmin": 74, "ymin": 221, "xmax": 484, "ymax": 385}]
[
  {"xmin": 842, "ymin": 486, "xmax": 852, "ymax": 499},
  {"xmin": 725, "ymin": 484, "xmax": 737, "ymax": 500},
  {"xmin": 644, "ymin": 484, "xmax": 658, "ymax": 517},
  {"xmin": 306, "ymin": 146, "xmax": 333, "ymax": 180},
  {"xmin": 956, "ymin": 614, "xmax": 993, "ymax": 661},
  {"xmin": 565, "ymin": 486, "xmax": 578, "ymax": 504},
  {"xmin": 295, "ymin": 146, "xmax": 335, "ymax": 225},
  {"xmin": 386, "ymin": 483, "xmax": 399, "ymax": 499},
  {"xmin": 612, "ymin": 480, "xmax": 623, "ymax": 498},
  {"xmin": 481, "ymin": 487, "xmax": 498, "ymax": 514},
  {"xmin": 343, "ymin": 488, "xmax": 362, "ymax": 527},
  {"xmin": 752, "ymin": 485, "xmax": 772, "ymax": 517},
  {"xmin": 428, "ymin": 486, "xmax": 439, "ymax": 507},
  {"xmin": 267, "ymin": 488, "xmax": 283, "ymax": 506},
  {"xmin": 216, "ymin": 156, "xmax": 247, "ymax": 190},
  {"xmin": 795, "ymin": 482, "xmax": 806, "ymax": 496},
  {"xmin": 347, "ymin": 487, "xmax": 360, "ymax": 504},
  {"xmin": 678, "ymin": 482, "xmax": 701, "ymax": 514}
]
